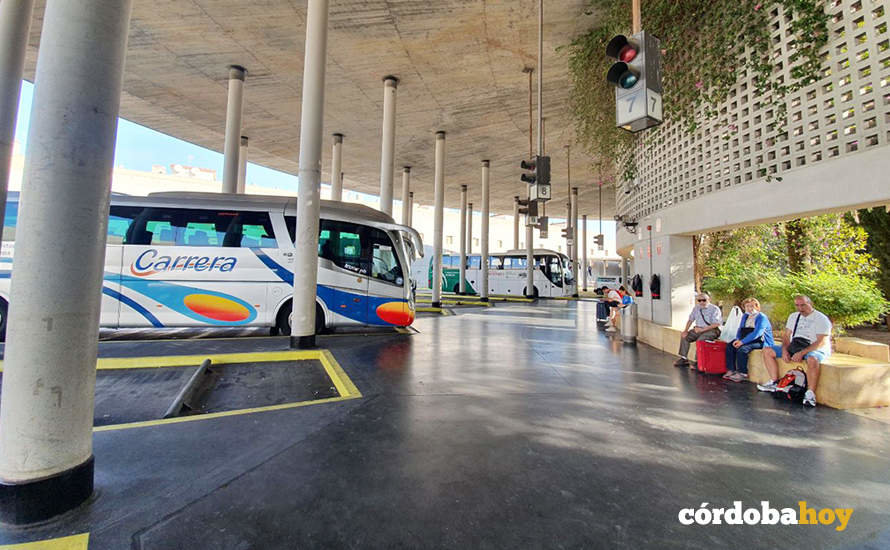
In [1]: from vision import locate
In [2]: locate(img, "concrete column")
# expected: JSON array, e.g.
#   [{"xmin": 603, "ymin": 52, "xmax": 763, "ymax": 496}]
[
  {"xmin": 222, "ymin": 65, "xmax": 246, "ymax": 193},
  {"xmin": 408, "ymin": 191, "xmax": 414, "ymax": 226},
  {"xmin": 330, "ymin": 133, "xmax": 343, "ymax": 200},
  {"xmin": 0, "ymin": 0, "xmax": 132, "ymax": 525},
  {"xmin": 513, "ymin": 196, "xmax": 520, "ymax": 250},
  {"xmin": 431, "ymin": 131, "xmax": 446, "ymax": 307},
  {"xmin": 571, "ymin": 187, "xmax": 579, "ymax": 297},
  {"xmin": 0, "ymin": 0, "xmax": 35, "ymax": 233},
  {"xmin": 459, "ymin": 185, "xmax": 467, "ymax": 294},
  {"xmin": 481, "ymin": 160, "xmax": 490, "ymax": 301},
  {"xmin": 620, "ymin": 256, "xmax": 628, "ymax": 286},
  {"xmin": 582, "ymin": 214, "xmax": 588, "ymax": 291},
  {"xmin": 467, "ymin": 202, "xmax": 473, "ymax": 255},
  {"xmin": 400, "ymin": 166, "xmax": 411, "ymax": 225},
  {"xmin": 290, "ymin": 0, "xmax": 330, "ymax": 349},
  {"xmin": 525, "ymin": 223, "xmax": 534, "ymax": 298},
  {"xmin": 378, "ymin": 76, "xmax": 398, "ymax": 216},
  {"xmin": 565, "ymin": 201, "xmax": 572, "ymax": 265},
  {"xmin": 236, "ymin": 136, "xmax": 248, "ymax": 193}
]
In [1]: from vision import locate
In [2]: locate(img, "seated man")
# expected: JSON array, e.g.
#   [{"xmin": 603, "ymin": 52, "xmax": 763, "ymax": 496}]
[
  {"xmin": 604, "ymin": 286, "xmax": 622, "ymax": 332},
  {"xmin": 674, "ymin": 292, "xmax": 722, "ymax": 367},
  {"xmin": 756, "ymin": 294, "xmax": 831, "ymax": 408}
]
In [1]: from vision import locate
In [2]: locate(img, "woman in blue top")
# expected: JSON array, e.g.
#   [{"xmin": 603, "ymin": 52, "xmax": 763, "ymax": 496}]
[{"xmin": 723, "ymin": 297, "xmax": 774, "ymax": 382}]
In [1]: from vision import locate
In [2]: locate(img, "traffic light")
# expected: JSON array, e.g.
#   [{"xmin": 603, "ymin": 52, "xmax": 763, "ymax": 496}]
[
  {"xmin": 517, "ymin": 198, "xmax": 538, "ymax": 225},
  {"xmin": 520, "ymin": 156, "xmax": 551, "ymax": 201},
  {"xmin": 605, "ymin": 31, "xmax": 663, "ymax": 132},
  {"xmin": 561, "ymin": 225, "xmax": 571, "ymax": 239},
  {"xmin": 594, "ymin": 234, "xmax": 605, "ymax": 249}
]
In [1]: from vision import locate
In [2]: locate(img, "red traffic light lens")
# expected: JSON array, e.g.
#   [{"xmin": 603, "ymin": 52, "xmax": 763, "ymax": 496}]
[{"xmin": 618, "ymin": 44, "xmax": 637, "ymax": 63}]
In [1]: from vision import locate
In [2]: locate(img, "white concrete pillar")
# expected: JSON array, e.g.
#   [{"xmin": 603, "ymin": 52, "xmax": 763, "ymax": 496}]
[
  {"xmin": 571, "ymin": 187, "xmax": 579, "ymax": 297},
  {"xmin": 330, "ymin": 133, "xmax": 343, "ymax": 200},
  {"xmin": 459, "ymin": 184, "xmax": 467, "ymax": 294},
  {"xmin": 222, "ymin": 65, "xmax": 246, "ymax": 193},
  {"xmin": 408, "ymin": 191, "xmax": 414, "ymax": 226},
  {"xmin": 525, "ymin": 223, "xmax": 534, "ymax": 298},
  {"xmin": 565, "ymin": 201, "xmax": 572, "ymax": 265},
  {"xmin": 513, "ymin": 196, "xmax": 520, "ymax": 250},
  {"xmin": 481, "ymin": 160, "xmax": 490, "ymax": 301},
  {"xmin": 290, "ymin": 0, "xmax": 330, "ymax": 349},
  {"xmin": 0, "ymin": 0, "xmax": 132, "ymax": 525},
  {"xmin": 378, "ymin": 76, "xmax": 398, "ymax": 216},
  {"xmin": 236, "ymin": 135, "xmax": 248, "ymax": 193},
  {"xmin": 400, "ymin": 166, "xmax": 411, "ymax": 225},
  {"xmin": 467, "ymin": 202, "xmax": 473, "ymax": 256},
  {"xmin": 0, "ymin": 0, "xmax": 35, "ymax": 232},
  {"xmin": 620, "ymin": 256, "xmax": 628, "ymax": 286},
  {"xmin": 431, "ymin": 131, "xmax": 446, "ymax": 307},
  {"xmin": 582, "ymin": 214, "xmax": 588, "ymax": 291}
]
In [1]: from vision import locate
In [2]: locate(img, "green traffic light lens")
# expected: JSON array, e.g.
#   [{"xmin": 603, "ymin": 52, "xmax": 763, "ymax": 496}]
[{"xmin": 619, "ymin": 73, "xmax": 638, "ymax": 89}]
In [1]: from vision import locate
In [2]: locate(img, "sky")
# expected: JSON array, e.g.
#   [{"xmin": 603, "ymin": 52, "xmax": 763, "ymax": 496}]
[{"xmin": 13, "ymin": 81, "xmax": 302, "ymax": 192}]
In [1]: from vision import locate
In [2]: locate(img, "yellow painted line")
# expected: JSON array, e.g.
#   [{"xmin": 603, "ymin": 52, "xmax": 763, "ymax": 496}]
[
  {"xmin": 416, "ymin": 306, "xmax": 443, "ymax": 313},
  {"xmin": 94, "ymin": 395, "xmax": 356, "ymax": 432},
  {"xmin": 1, "ymin": 533, "xmax": 89, "ymax": 550},
  {"xmin": 318, "ymin": 349, "xmax": 361, "ymax": 398},
  {"xmin": 94, "ymin": 350, "xmax": 319, "ymax": 370},
  {"xmin": 93, "ymin": 349, "xmax": 361, "ymax": 432}
]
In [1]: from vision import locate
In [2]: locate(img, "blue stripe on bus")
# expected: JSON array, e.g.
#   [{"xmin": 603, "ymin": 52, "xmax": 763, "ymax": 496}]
[
  {"xmin": 251, "ymin": 249, "xmax": 294, "ymax": 284},
  {"xmin": 102, "ymin": 286, "xmax": 164, "ymax": 327}
]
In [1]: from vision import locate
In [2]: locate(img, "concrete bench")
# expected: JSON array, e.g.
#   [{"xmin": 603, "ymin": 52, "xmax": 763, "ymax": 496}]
[
  {"xmin": 635, "ymin": 318, "xmax": 890, "ymax": 409},
  {"xmin": 746, "ymin": 350, "xmax": 890, "ymax": 409}
]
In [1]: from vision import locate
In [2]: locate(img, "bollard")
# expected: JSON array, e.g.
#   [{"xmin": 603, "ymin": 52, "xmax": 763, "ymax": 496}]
[{"xmin": 621, "ymin": 302, "xmax": 638, "ymax": 345}]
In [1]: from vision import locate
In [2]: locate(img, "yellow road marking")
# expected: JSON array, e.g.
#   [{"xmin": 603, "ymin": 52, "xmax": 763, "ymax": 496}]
[
  {"xmin": 93, "ymin": 350, "xmax": 360, "ymax": 432},
  {"xmin": 0, "ymin": 533, "xmax": 89, "ymax": 550}
]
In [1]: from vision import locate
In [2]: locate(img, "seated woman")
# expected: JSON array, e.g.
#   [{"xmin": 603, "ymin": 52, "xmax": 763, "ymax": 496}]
[{"xmin": 723, "ymin": 297, "xmax": 774, "ymax": 382}]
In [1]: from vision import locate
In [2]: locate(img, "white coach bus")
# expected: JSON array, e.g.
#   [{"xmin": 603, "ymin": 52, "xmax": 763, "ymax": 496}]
[
  {"xmin": 410, "ymin": 248, "xmax": 575, "ymax": 298},
  {"xmin": 0, "ymin": 192, "xmax": 422, "ymax": 336}
]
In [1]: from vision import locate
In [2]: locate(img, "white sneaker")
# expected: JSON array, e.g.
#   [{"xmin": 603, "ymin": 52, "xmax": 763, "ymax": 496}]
[
  {"xmin": 803, "ymin": 389, "xmax": 817, "ymax": 407},
  {"xmin": 757, "ymin": 379, "xmax": 778, "ymax": 392}
]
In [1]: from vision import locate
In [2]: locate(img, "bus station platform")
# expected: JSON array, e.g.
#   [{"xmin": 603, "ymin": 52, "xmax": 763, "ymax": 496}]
[{"xmin": 2, "ymin": 301, "xmax": 890, "ymax": 549}]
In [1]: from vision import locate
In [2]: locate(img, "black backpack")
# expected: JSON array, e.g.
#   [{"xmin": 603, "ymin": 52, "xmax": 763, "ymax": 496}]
[{"xmin": 774, "ymin": 369, "xmax": 808, "ymax": 403}]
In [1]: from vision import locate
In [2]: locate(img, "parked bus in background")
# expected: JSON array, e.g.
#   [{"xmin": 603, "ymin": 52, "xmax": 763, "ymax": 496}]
[
  {"xmin": 0, "ymin": 192, "xmax": 422, "ymax": 338},
  {"xmin": 410, "ymin": 248, "xmax": 574, "ymax": 298}
]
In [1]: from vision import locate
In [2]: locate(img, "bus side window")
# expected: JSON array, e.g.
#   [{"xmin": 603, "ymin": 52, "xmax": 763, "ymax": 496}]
[
  {"xmin": 234, "ymin": 211, "xmax": 276, "ymax": 248},
  {"xmin": 468, "ymin": 255, "xmax": 481, "ymax": 269},
  {"xmin": 318, "ymin": 219, "xmax": 367, "ymax": 275},
  {"xmin": 3, "ymin": 201, "xmax": 18, "ymax": 242}
]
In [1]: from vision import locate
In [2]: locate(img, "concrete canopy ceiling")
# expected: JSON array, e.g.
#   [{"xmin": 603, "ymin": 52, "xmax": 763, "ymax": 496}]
[{"xmin": 23, "ymin": 1, "xmax": 614, "ymax": 219}]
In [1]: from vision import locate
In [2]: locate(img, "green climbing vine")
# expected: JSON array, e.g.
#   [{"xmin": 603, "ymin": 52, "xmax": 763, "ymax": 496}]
[{"xmin": 564, "ymin": 0, "xmax": 829, "ymax": 185}]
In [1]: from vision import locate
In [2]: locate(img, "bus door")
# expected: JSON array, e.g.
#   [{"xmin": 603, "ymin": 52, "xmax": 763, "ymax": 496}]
[
  {"xmin": 316, "ymin": 220, "xmax": 369, "ymax": 326},
  {"xmin": 366, "ymin": 227, "xmax": 408, "ymax": 325}
]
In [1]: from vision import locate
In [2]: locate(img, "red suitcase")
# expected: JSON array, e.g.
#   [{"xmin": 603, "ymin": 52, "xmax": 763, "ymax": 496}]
[{"xmin": 695, "ymin": 340, "xmax": 727, "ymax": 374}]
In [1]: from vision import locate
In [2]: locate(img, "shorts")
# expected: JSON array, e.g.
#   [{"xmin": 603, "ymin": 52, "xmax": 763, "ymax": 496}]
[
  {"xmin": 768, "ymin": 345, "xmax": 829, "ymax": 364},
  {"xmin": 605, "ymin": 301, "xmax": 620, "ymax": 309}
]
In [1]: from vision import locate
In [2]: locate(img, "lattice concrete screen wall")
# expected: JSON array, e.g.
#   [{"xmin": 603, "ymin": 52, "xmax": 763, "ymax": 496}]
[{"xmin": 616, "ymin": 0, "xmax": 890, "ymax": 222}]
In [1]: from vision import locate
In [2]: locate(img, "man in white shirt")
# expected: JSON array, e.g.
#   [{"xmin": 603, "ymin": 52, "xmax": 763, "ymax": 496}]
[
  {"xmin": 757, "ymin": 295, "xmax": 832, "ymax": 407},
  {"xmin": 604, "ymin": 286, "xmax": 622, "ymax": 332},
  {"xmin": 674, "ymin": 292, "xmax": 723, "ymax": 367}
]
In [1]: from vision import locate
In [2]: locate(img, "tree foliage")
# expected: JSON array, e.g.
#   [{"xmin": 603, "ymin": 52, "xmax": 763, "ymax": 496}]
[
  {"xmin": 852, "ymin": 208, "xmax": 890, "ymax": 300},
  {"xmin": 564, "ymin": 0, "xmax": 829, "ymax": 183},
  {"xmin": 700, "ymin": 214, "xmax": 886, "ymax": 332}
]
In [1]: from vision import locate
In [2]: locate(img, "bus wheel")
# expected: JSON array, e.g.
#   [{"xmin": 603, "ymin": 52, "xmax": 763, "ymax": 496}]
[
  {"xmin": 522, "ymin": 287, "xmax": 539, "ymax": 299},
  {"xmin": 278, "ymin": 301, "xmax": 326, "ymax": 335},
  {"xmin": 0, "ymin": 299, "xmax": 7, "ymax": 342},
  {"xmin": 452, "ymin": 283, "xmax": 460, "ymax": 294}
]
